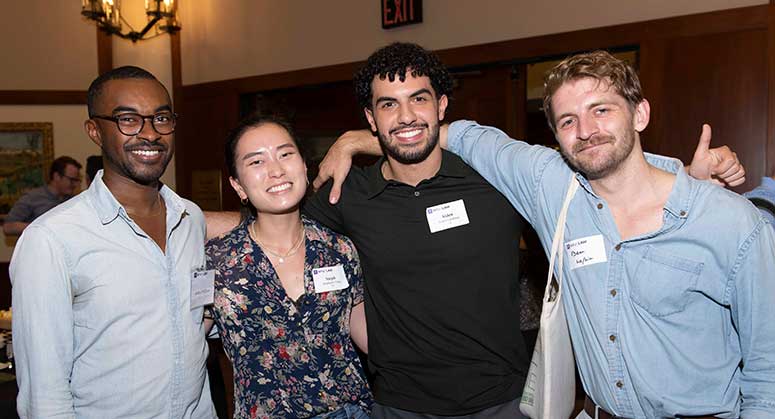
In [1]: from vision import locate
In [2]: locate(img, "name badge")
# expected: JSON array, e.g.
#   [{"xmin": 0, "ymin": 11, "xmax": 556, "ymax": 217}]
[
  {"xmin": 191, "ymin": 269, "xmax": 215, "ymax": 309},
  {"xmin": 565, "ymin": 235, "xmax": 608, "ymax": 270},
  {"xmin": 426, "ymin": 199, "xmax": 470, "ymax": 233},
  {"xmin": 312, "ymin": 265, "xmax": 349, "ymax": 293}
]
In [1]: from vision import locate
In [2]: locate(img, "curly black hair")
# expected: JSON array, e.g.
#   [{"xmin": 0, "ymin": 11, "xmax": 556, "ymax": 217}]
[{"xmin": 354, "ymin": 42, "xmax": 453, "ymax": 110}]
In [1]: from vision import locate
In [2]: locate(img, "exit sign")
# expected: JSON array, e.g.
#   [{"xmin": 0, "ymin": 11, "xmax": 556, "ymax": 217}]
[{"xmin": 382, "ymin": 0, "xmax": 422, "ymax": 29}]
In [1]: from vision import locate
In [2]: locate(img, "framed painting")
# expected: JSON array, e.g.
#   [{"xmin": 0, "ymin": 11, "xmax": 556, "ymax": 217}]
[{"xmin": 0, "ymin": 122, "xmax": 54, "ymax": 221}]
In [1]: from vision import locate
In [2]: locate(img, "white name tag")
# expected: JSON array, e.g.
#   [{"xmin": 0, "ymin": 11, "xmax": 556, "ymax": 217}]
[
  {"xmin": 191, "ymin": 269, "xmax": 215, "ymax": 309},
  {"xmin": 565, "ymin": 235, "xmax": 608, "ymax": 270},
  {"xmin": 426, "ymin": 199, "xmax": 470, "ymax": 233},
  {"xmin": 312, "ymin": 265, "xmax": 349, "ymax": 293}
]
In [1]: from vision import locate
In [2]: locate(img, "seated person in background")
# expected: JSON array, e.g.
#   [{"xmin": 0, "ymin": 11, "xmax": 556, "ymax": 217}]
[
  {"xmin": 85, "ymin": 154, "xmax": 103, "ymax": 186},
  {"xmin": 205, "ymin": 114, "xmax": 371, "ymax": 419},
  {"xmin": 744, "ymin": 172, "xmax": 775, "ymax": 224},
  {"xmin": 3, "ymin": 156, "xmax": 82, "ymax": 236}
]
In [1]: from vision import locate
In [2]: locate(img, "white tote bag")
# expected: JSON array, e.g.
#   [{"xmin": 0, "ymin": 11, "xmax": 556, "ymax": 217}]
[{"xmin": 520, "ymin": 173, "xmax": 579, "ymax": 419}]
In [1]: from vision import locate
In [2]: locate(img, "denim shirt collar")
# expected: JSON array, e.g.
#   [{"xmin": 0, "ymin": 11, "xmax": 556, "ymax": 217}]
[
  {"xmin": 88, "ymin": 170, "xmax": 187, "ymax": 225},
  {"xmin": 574, "ymin": 153, "xmax": 691, "ymax": 221}
]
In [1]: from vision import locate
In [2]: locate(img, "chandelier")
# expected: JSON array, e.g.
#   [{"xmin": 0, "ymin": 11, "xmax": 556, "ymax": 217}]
[{"xmin": 81, "ymin": 0, "xmax": 181, "ymax": 42}]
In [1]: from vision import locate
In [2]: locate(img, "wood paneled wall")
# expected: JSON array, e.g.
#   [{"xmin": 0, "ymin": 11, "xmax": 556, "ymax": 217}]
[{"xmin": 176, "ymin": 5, "xmax": 773, "ymax": 206}]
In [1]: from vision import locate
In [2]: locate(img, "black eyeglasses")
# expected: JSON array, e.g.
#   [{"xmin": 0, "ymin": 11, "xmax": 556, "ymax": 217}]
[{"xmin": 91, "ymin": 112, "xmax": 177, "ymax": 136}]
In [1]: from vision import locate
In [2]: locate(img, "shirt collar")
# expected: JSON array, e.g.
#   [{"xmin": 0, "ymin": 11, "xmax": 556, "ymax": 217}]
[
  {"xmin": 88, "ymin": 170, "xmax": 187, "ymax": 225},
  {"xmin": 644, "ymin": 153, "xmax": 692, "ymax": 219},
  {"xmin": 574, "ymin": 153, "xmax": 691, "ymax": 219},
  {"xmin": 363, "ymin": 149, "xmax": 474, "ymax": 198}
]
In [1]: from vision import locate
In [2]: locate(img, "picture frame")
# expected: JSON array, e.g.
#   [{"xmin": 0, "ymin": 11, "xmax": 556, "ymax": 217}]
[{"xmin": 0, "ymin": 122, "xmax": 54, "ymax": 221}]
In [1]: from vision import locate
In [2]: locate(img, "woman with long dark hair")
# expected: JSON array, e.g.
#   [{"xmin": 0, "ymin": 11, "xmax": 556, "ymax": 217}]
[{"xmin": 206, "ymin": 114, "xmax": 371, "ymax": 419}]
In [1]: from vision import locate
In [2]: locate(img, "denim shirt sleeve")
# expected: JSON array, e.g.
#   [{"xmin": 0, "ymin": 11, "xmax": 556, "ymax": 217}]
[
  {"xmin": 10, "ymin": 225, "xmax": 76, "ymax": 419},
  {"xmin": 729, "ymin": 219, "xmax": 775, "ymax": 418},
  {"xmin": 447, "ymin": 120, "xmax": 570, "ymax": 227},
  {"xmin": 743, "ymin": 177, "xmax": 775, "ymax": 225}
]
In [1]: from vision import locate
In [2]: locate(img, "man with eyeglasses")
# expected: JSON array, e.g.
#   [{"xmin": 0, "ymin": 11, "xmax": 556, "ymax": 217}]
[
  {"xmin": 10, "ymin": 66, "xmax": 216, "ymax": 418},
  {"xmin": 3, "ymin": 156, "xmax": 82, "ymax": 236}
]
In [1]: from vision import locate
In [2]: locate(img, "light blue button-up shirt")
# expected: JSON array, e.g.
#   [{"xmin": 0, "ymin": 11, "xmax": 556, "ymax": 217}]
[
  {"xmin": 448, "ymin": 121, "xmax": 775, "ymax": 418},
  {"xmin": 10, "ymin": 171, "xmax": 216, "ymax": 419},
  {"xmin": 744, "ymin": 177, "xmax": 775, "ymax": 225}
]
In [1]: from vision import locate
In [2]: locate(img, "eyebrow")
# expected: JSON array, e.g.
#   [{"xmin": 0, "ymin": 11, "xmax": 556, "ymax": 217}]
[
  {"xmin": 110, "ymin": 104, "xmax": 172, "ymax": 114},
  {"xmin": 241, "ymin": 143, "xmax": 296, "ymax": 161},
  {"xmin": 374, "ymin": 88, "xmax": 433, "ymax": 105},
  {"xmin": 556, "ymin": 101, "xmax": 619, "ymax": 121}
]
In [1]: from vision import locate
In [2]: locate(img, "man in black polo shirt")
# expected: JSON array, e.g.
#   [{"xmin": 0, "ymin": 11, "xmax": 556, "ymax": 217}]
[
  {"xmin": 204, "ymin": 43, "xmax": 531, "ymax": 417},
  {"xmin": 304, "ymin": 43, "xmax": 530, "ymax": 418}
]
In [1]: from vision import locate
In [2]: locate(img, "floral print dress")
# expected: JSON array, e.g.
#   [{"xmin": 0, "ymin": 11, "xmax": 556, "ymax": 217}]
[{"xmin": 206, "ymin": 215, "xmax": 372, "ymax": 419}]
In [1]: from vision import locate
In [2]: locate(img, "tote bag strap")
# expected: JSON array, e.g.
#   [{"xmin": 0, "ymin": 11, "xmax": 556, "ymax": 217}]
[{"xmin": 544, "ymin": 173, "xmax": 580, "ymax": 301}]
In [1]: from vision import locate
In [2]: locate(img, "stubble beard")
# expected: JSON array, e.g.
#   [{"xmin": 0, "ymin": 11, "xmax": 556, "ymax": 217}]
[
  {"xmin": 563, "ymin": 128, "xmax": 636, "ymax": 180},
  {"xmin": 103, "ymin": 142, "xmax": 173, "ymax": 186},
  {"xmin": 377, "ymin": 123, "xmax": 440, "ymax": 165}
]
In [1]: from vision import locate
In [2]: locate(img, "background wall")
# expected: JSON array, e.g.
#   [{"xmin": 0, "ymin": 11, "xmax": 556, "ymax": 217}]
[
  {"xmin": 180, "ymin": 0, "xmax": 767, "ymax": 85},
  {"xmin": 0, "ymin": 0, "xmax": 176, "ymax": 262}
]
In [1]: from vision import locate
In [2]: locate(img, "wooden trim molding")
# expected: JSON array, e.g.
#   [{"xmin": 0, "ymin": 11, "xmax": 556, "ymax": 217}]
[
  {"xmin": 170, "ymin": 31, "xmax": 182, "ymax": 106},
  {"xmin": 181, "ymin": 4, "xmax": 768, "ymax": 99},
  {"xmin": 97, "ymin": 27, "xmax": 113, "ymax": 75},
  {"xmin": 0, "ymin": 90, "xmax": 87, "ymax": 105}
]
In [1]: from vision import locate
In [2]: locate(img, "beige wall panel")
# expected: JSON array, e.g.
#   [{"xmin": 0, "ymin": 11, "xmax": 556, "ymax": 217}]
[
  {"xmin": 0, "ymin": 1, "xmax": 98, "ymax": 90},
  {"xmin": 180, "ymin": 0, "xmax": 766, "ymax": 85}
]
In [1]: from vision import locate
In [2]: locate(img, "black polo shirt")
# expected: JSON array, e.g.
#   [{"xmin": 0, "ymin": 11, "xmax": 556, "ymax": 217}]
[{"xmin": 304, "ymin": 150, "xmax": 529, "ymax": 415}]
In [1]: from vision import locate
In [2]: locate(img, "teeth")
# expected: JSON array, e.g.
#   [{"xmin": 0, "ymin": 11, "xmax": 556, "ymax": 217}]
[
  {"xmin": 395, "ymin": 129, "xmax": 422, "ymax": 138},
  {"xmin": 132, "ymin": 150, "xmax": 160, "ymax": 157},
  {"xmin": 268, "ymin": 183, "xmax": 292, "ymax": 193}
]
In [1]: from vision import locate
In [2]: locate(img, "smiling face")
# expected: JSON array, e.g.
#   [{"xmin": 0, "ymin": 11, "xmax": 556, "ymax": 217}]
[
  {"xmin": 550, "ymin": 77, "xmax": 649, "ymax": 180},
  {"xmin": 228, "ymin": 123, "xmax": 308, "ymax": 215},
  {"xmin": 85, "ymin": 78, "xmax": 174, "ymax": 186},
  {"xmin": 364, "ymin": 73, "xmax": 448, "ymax": 165}
]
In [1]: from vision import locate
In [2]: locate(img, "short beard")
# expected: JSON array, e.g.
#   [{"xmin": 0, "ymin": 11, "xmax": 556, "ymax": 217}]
[
  {"xmin": 377, "ymin": 123, "xmax": 439, "ymax": 165},
  {"xmin": 103, "ymin": 142, "xmax": 172, "ymax": 186},
  {"xmin": 561, "ymin": 130, "xmax": 635, "ymax": 180}
]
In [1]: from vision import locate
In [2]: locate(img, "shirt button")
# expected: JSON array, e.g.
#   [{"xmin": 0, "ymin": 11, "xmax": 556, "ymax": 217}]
[
  {"xmin": 597, "ymin": 203, "xmax": 603, "ymax": 209},
  {"xmin": 680, "ymin": 210, "xmax": 687, "ymax": 216},
  {"xmin": 610, "ymin": 289, "xmax": 617, "ymax": 297},
  {"xmin": 615, "ymin": 244, "xmax": 622, "ymax": 251},
  {"xmin": 414, "ymin": 191, "xmax": 420, "ymax": 197},
  {"xmin": 616, "ymin": 380, "xmax": 624, "ymax": 388},
  {"xmin": 609, "ymin": 334, "xmax": 616, "ymax": 342}
]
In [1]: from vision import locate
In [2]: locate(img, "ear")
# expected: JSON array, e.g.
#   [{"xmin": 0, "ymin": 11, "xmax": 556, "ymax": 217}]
[
  {"xmin": 84, "ymin": 119, "xmax": 103, "ymax": 148},
  {"xmin": 364, "ymin": 108, "xmax": 377, "ymax": 132},
  {"xmin": 437, "ymin": 94, "xmax": 449, "ymax": 122},
  {"xmin": 228, "ymin": 176, "xmax": 248, "ymax": 202},
  {"xmin": 633, "ymin": 99, "xmax": 650, "ymax": 133}
]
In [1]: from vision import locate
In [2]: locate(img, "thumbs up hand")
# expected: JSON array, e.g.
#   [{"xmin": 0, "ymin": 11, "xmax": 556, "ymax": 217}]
[{"xmin": 687, "ymin": 124, "xmax": 746, "ymax": 187}]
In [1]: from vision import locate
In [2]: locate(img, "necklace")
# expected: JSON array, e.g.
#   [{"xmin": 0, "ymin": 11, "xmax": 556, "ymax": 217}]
[
  {"xmin": 250, "ymin": 221, "xmax": 305, "ymax": 264},
  {"xmin": 127, "ymin": 193, "xmax": 164, "ymax": 218}
]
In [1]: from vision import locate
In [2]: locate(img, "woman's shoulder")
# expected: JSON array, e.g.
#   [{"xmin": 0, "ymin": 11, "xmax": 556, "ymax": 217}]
[
  {"xmin": 303, "ymin": 216, "xmax": 357, "ymax": 257},
  {"xmin": 206, "ymin": 220, "xmax": 251, "ymax": 262}
]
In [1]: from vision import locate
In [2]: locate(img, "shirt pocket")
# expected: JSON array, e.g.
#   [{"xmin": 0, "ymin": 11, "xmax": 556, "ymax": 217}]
[{"xmin": 630, "ymin": 246, "xmax": 703, "ymax": 317}]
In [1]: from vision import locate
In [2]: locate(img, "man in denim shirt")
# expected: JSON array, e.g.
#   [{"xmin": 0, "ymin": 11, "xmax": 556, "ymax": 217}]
[
  {"xmin": 444, "ymin": 52, "xmax": 774, "ymax": 418},
  {"xmin": 10, "ymin": 66, "xmax": 216, "ymax": 418}
]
